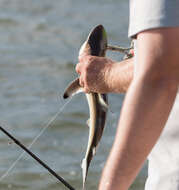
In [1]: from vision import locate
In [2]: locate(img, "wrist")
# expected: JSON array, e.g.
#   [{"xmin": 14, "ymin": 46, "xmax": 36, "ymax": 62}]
[{"xmin": 104, "ymin": 62, "xmax": 117, "ymax": 93}]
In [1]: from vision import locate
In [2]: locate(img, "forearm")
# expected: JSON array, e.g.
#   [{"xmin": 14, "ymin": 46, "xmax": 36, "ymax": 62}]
[
  {"xmin": 99, "ymin": 76, "xmax": 178, "ymax": 190},
  {"xmin": 99, "ymin": 27, "xmax": 179, "ymax": 190}
]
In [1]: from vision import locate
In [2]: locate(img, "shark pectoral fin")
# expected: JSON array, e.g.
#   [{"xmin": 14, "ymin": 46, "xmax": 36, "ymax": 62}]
[
  {"xmin": 63, "ymin": 78, "xmax": 84, "ymax": 99},
  {"xmin": 86, "ymin": 118, "xmax": 90, "ymax": 127},
  {"xmin": 98, "ymin": 94, "xmax": 108, "ymax": 112},
  {"xmin": 92, "ymin": 147, "xmax": 96, "ymax": 156}
]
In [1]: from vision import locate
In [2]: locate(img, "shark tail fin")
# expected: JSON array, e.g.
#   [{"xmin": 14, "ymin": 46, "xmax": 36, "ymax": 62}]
[{"xmin": 81, "ymin": 158, "xmax": 88, "ymax": 190}]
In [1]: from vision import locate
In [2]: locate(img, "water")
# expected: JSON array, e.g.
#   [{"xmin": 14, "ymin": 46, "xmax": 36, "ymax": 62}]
[{"xmin": 0, "ymin": 0, "xmax": 147, "ymax": 189}]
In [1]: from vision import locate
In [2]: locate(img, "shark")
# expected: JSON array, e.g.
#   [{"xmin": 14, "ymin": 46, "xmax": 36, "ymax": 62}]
[{"xmin": 63, "ymin": 25, "xmax": 108, "ymax": 189}]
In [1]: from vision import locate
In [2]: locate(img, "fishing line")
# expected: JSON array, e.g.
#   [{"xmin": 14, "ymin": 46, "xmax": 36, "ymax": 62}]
[
  {"xmin": 0, "ymin": 43, "xmax": 131, "ymax": 188},
  {"xmin": 0, "ymin": 96, "xmax": 72, "ymax": 183},
  {"xmin": 0, "ymin": 126, "xmax": 75, "ymax": 190}
]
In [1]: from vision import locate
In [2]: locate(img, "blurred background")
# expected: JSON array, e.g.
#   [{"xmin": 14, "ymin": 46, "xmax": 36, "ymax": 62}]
[{"xmin": 0, "ymin": 0, "xmax": 147, "ymax": 189}]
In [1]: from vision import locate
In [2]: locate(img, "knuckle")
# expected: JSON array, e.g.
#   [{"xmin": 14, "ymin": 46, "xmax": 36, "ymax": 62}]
[
  {"xmin": 82, "ymin": 63, "xmax": 89, "ymax": 73},
  {"xmin": 78, "ymin": 55, "xmax": 83, "ymax": 62},
  {"xmin": 75, "ymin": 64, "xmax": 80, "ymax": 73},
  {"xmin": 79, "ymin": 55, "xmax": 90, "ymax": 62},
  {"xmin": 83, "ymin": 86, "xmax": 90, "ymax": 93},
  {"xmin": 85, "ymin": 64, "xmax": 90, "ymax": 72},
  {"xmin": 84, "ymin": 76, "xmax": 90, "ymax": 89},
  {"xmin": 83, "ymin": 71, "xmax": 88, "ymax": 81},
  {"xmin": 86, "ymin": 58, "xmax": 93, "ymax": 70},
  {"xmin": 77, "ymin": 55, "xmax": 97, "ymax": 74},
  {"xmin": 79, "ymin": 76, "xmax": 83, "ymax": 84},
  {"xmin": 87, "ymin": 56, "xmax": 94, "ymax": 63}
]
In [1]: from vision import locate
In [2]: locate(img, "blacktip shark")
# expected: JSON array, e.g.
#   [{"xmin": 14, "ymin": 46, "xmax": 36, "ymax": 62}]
[{"xmin": 63, "ymin": 25, "xmax": 108, "ymax": 189}]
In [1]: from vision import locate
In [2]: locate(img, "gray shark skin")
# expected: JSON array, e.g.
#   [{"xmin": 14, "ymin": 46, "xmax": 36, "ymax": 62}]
[{"xmin": 63, "ymin": 25, "xmax": 108, "ymax": 189}]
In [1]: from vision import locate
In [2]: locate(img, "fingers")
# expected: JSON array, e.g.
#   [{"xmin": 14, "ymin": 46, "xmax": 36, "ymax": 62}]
[
  {"xmin": 79, "ymin": 75, "xmax": 84, "ymax": 87},
  {"xmin": 75, "ymin": 55, "xmax": 89, "ymax": 74},
  {"xmin": 75, "ymin": 63, "xmax": 81, "ymax": 75},
  {"xmin": 76, "ymin": 55, "xmax": 92, "ymax": 93},
  {"xmin": 79, "ymin": 73, "xmax": 90, "ymax": 93}
]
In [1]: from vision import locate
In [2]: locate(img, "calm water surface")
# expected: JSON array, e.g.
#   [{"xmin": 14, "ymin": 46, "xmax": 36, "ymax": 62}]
[{"xmin": 0, "ymin": 0, "xmax": 147, "ymax": 189}]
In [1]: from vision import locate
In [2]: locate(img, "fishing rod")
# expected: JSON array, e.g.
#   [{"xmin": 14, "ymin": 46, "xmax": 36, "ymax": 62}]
[{"xmin": 0, "ymin": 126, "xmax": 75, "ymax": 190}]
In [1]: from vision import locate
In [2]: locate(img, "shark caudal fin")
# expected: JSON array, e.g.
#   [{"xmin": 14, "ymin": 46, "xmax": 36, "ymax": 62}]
[
  {"xmin": 81, "ymin": 158, "xmax": 88, "ymax": 190},
  {"xmin": 81, "ymin": 147, "xmax": 97, "ymax": 190}
]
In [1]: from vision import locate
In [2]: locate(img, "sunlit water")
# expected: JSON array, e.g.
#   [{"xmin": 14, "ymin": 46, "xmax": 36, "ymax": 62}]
[{"xmin": 0, "ymin": 0, "xmax": 147, "ymax": 189}]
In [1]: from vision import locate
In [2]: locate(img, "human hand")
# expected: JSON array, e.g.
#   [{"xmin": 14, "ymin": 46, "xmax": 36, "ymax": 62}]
[{"xmin": 76, "ymin": 55, "xmax": 115, "ymax": 93}]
